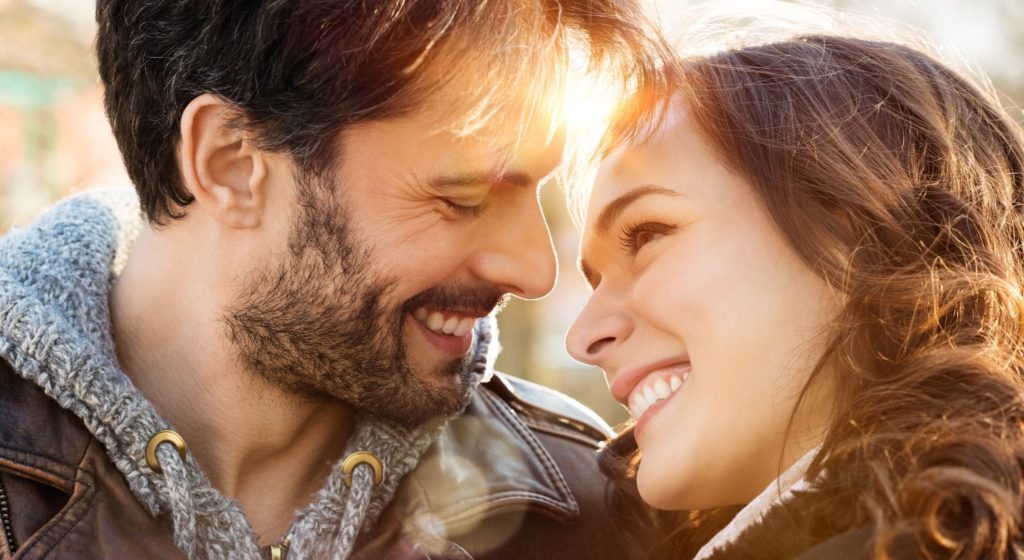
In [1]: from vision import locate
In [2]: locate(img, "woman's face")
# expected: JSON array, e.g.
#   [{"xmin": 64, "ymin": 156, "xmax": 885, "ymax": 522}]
[{"xmin": 566, "ymin": 105, "xmax": 841, "ymax": 510}]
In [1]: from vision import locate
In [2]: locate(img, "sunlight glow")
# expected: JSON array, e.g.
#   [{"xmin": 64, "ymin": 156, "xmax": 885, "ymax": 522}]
[{"xmin": 555, "ymin": 54, "xmax": 626, "ymax": 227}]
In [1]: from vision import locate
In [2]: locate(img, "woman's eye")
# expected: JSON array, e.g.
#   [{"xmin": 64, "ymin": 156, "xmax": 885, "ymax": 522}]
[{"xmin": 618, "ymin": 222, "xmax": 675, "ymax": 254}]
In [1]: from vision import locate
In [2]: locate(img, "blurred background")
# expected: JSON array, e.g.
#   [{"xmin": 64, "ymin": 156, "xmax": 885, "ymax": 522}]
[{"xmin": 2, "ymin": 0, "xmax": 1022, "ymax": 425}]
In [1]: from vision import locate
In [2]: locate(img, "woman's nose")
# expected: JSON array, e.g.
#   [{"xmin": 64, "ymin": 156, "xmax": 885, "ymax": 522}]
[{"xmin": 566, "ymin": 296, "xmax": 633, "ymax": 366}]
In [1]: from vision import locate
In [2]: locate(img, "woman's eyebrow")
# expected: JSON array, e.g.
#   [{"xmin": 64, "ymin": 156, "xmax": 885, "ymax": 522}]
[{"xmin": 595, "ymin": 185, "xmax": 679, "ymax": 233}]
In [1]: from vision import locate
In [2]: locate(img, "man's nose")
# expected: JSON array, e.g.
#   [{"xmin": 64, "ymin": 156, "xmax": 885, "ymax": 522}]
[
  {"xmin": 469, "ymin": 196, "xmax": 557, "ymax": 300},
  {"xmin": 565, "ymin": 290, "xmax": 633, "ymax": 367}
]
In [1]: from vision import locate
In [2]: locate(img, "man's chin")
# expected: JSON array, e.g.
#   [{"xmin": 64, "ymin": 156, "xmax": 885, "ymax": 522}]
[
  {"xmin": 408, "ymin": 350, "xmax": 472, "ymax": 382},
  {"xmin": 370, "ymin": 375, "xmax": 475, "ymax": 428},
  {"xmin": 388, "ymin": 357, "xmax": 476, "ymax": 424}
]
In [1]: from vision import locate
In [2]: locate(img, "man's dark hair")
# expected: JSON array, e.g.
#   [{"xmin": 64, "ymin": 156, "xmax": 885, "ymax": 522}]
[{"xmin": 95, "ymin": 0, "xmax": 672, "ymax": 223}]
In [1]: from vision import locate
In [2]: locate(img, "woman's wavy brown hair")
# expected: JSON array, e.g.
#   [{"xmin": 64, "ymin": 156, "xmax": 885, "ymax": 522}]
[{"xmin": 601, "ymin": 34, "xmax": 1024, "ymax": 559}]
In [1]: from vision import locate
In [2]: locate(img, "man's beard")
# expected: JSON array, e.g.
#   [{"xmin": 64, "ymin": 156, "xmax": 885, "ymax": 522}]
[{"xmin": 223, "ymin": 171, "xmax": 504, "ymax": 427}]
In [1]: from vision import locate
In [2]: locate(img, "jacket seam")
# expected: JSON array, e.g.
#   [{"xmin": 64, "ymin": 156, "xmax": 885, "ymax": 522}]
[
  {"xmin": 406, "ymin": 456, "xmax": 575, "ymax": 530},
  {"xmin": 520, "ymin": 419, "xmax": 604, "ymax": 449},
  {"xmin": 15, "ymin": 440, "xmax": 96, "ymax": 558},
  {"xmin": 0, "ymin": 449, "xmax": 76, "ymax": 494},
  {"xmin": 0, "ymin": 335, "xmax": 161, "ymax": 505},
  {"xmin": 421, "ymin": 387, "xmax": 580, "ymax": 528},
  {"xmin": 0, "ymin": 346, "xmax": 109, "ymax": 472},
  {"xmin": 0, "ymin": 445, "xmax": 76, "ymax": 476},
  {"xmin": 481, "ymin": 390, "xmax": 572, "ymax": 499},
  {"xmin": 479, "ymin": 390, "xmax": 578, "ymax": 515},
  {"xmin": 491, "ymin": 374, "xmax": 612, "ymax": 440},
  {"xmin": 438, "ymin": 491, "xmax": 577, "ymax": 530}
]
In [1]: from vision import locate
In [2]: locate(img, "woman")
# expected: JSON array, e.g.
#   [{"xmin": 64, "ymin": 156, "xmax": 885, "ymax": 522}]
[{"xmin": 566, "ymin": 29, "xmax": 1024, "ymax": 560}]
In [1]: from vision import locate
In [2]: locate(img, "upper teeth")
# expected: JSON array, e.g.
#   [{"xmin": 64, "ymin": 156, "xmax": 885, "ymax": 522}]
[
  {"xmin": 628, "ymin": 366, "xmax": 689, "ymax": 419},
  {"xmin": 414, "ymin": 307, "xmax": 477, "ymax": 337}
]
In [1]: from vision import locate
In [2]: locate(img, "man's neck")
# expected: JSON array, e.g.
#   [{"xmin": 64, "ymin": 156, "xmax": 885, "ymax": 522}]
[{"xmin": 110, "ymin": 227, "xmax": 354, "ymax": 544}]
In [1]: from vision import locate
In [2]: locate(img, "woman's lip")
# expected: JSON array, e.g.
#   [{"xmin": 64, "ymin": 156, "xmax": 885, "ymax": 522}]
[
  {"xmin": 608, "ymin": 355, "xmax": 690, "ymax": 405},
  {"xmin": 633, "ymin": 391, "xmax": 679, "ymax": 443}
]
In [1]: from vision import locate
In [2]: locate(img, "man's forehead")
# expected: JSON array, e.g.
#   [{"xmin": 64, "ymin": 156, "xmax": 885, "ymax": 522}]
[
  {"xmin": 332, "ymin": 40, "xmax": 570, "ymax": 186},
  {"xmin": 337, "ymin": 101, "xmax": 565, "ymax": 190},
  {"xmin": 420, "ymin": 91, "xmax": 563, "ymax": 154},
  {"xmin": 410, "ymin": 35, "xmax": 566, "ymax": 138},
  {"xmin": 389, "ymin": 93, "xmax": 566, "ymax": 175}
]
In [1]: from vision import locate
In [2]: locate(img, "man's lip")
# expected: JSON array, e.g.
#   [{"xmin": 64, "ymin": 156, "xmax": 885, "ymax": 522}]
[
  {"xmin": 407, "ymin": 313, "xmax": 475, "ymax": 356},
  {"xmin": 608, "ymin": 355, "xmax": 691, "ymax": 405},
  {"xmin": 411, "ymin": 306, "xmax": 491, "ymax": 319}
]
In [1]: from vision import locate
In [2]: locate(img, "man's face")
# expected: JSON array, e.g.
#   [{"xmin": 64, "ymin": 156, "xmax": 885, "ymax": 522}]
[{"xmin": 226, "ymin": 88, "xmax": 562, "ymax": 426}]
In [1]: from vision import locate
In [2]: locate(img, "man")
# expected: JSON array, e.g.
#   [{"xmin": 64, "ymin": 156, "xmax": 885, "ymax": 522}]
[{"xmin": 0, "ymin": 1, "xmax": 670, "ymax": 559}]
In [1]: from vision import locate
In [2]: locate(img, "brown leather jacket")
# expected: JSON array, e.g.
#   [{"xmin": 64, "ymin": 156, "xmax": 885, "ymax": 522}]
[{"xmin": 0, "ymin": 359, "xmax": 637, "ymax": 559}]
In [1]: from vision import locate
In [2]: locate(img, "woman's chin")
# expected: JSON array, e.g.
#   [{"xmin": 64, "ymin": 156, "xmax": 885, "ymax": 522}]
[
  {"xmin": 635, "ymin": 460, "xmax": 694, "ymax": 511},
  {"xmin": 636, "ymin": 459, "xmax": 749, "ymax": 511}
]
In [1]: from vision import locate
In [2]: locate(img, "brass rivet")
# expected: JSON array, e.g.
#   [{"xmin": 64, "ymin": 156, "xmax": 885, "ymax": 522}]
[
  {"xmin": 270, "ymin": 535, "xmax": 291, "ymax": 560},
  {"xmin": 340, "ymin": 451, "xmax": 384, "ymax": 488},
  {"xmin": 145, "ymin": 430, "xmax": 188, "ymax": 474}
]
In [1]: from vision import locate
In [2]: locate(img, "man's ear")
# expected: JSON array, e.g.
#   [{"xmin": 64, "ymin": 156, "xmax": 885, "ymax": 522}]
[{"xmin": 178, "ymin": 93, "xmax": 268, "ymax": 229}]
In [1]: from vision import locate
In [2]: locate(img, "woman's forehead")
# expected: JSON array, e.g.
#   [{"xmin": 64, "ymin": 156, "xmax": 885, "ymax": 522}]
[{"xmin": 587, "ymin": 104, "xmax": 697, "ymax": 220}]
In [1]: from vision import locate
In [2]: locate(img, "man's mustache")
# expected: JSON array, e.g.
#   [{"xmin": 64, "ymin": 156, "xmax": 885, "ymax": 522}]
[{"xmin": 403, "ymin": 284, "xmax": 510, "ymax": 317}]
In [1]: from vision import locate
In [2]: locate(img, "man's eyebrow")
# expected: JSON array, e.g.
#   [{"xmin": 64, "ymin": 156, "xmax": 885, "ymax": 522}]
[
  {"xmin": 428, "ymin": 171, "xmax": 533, "ymax": 189},
  {"xmin": 595, "ymin": 185, "xmax": 680, "ymax": 233}
]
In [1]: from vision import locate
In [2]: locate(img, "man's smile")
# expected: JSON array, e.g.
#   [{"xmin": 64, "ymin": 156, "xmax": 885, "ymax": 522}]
[
  {"xmin": 408, "ymin": 307, "xmax": 490, "ymax": 357},
  {"xmin": 412, "ymin": 307, "xmax": 480, "ymax": 337}
]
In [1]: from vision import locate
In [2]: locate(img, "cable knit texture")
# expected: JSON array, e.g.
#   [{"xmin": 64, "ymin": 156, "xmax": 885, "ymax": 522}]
[{"xmin": 0, "ymin": 189, "xmax": 500, "ymax": 559}]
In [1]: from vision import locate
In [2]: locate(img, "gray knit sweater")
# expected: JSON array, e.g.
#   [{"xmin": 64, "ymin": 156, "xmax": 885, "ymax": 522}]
[{"xmin": 0, "ymin": 190, "xmax": 501, "ymax": 559}]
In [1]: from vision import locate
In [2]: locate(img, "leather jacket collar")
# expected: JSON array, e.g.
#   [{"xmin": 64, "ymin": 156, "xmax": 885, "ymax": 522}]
[{"xmin": 395, "ymin": 377, "xmax": 580, "ymax": 535}]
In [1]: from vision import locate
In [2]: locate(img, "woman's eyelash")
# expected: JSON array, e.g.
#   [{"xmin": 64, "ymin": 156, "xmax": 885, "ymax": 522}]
[{"xmin": 618, "ymin": 221, "xmax": 676, "ymax": 254}]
